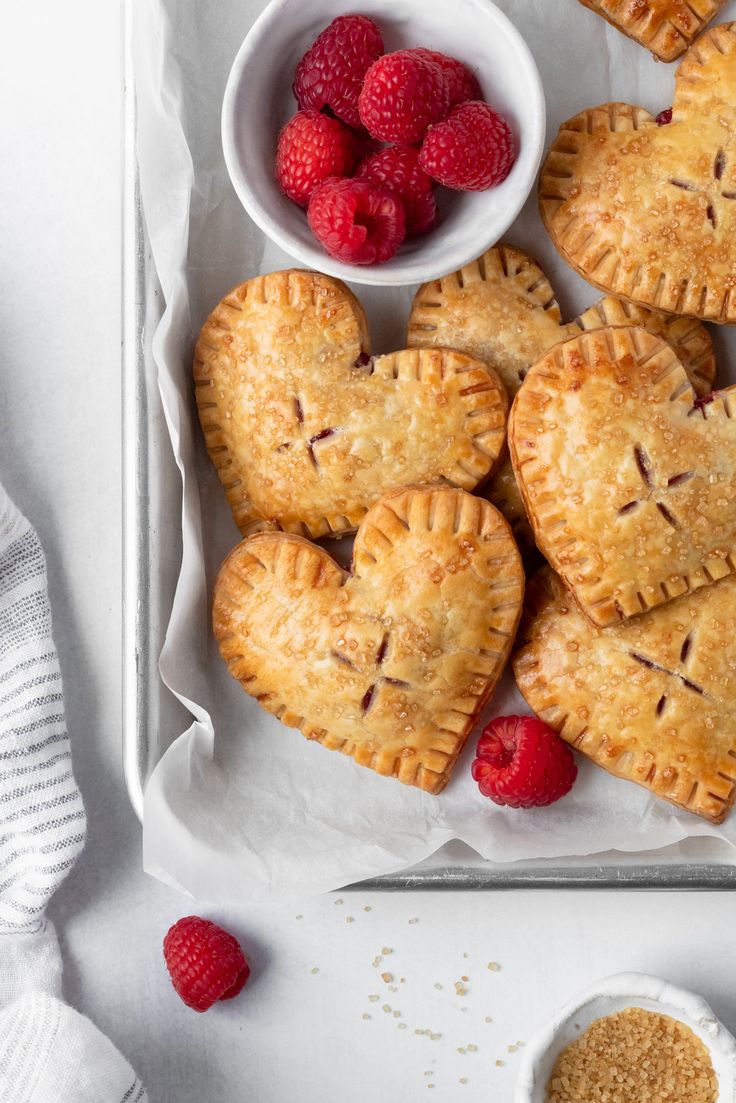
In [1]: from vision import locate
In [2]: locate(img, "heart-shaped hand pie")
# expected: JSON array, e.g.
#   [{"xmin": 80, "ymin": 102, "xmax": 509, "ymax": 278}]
[
  {"xmin": 509, "ymin": 326, "xmax": 736, "ymax": 626},
  {"xmin": 514, "ymin": 568, "xmax": 736, "ymax": 823},
  {"xmin": 407, "ymin": 244, "xmax": 715, "ymax": 551},
  {"xmin": 540, "ymin": 24, "xmax": 736, "ymax": 322},
  {"xmin": 408, "ymin": 245, "xmax": 715, "ymax": 401},
  {"xmin": 213, "ymin": 485, "xmax": 524, "ymax": 794},
  {"xmin": 574, "ymin": 0, "xmax": 724, "ymax": 61},
  {"xmin": 195, "ymin": 269, "xmax": 507, "ymax": 539}
]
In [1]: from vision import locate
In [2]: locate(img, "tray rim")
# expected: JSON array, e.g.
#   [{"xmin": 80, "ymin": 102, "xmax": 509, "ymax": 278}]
[
  {"xmin": 122, "ymin": 0, "xmax": 146, "ymax": 826},
  {"xmin": 120, "ymin": 0, "xmax": 736, "ymax": 890}
]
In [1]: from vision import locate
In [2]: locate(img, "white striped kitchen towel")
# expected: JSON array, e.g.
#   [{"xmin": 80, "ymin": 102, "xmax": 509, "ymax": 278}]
[{"xmin": 0, "ymin": 485, "xmax": 147, "ymax": 1102}]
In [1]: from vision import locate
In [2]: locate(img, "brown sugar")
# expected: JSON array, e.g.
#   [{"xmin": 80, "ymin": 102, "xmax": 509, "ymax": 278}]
[{"xmin": 546, "ymin": 1007, "xmax": 717, "ymax": 1103}]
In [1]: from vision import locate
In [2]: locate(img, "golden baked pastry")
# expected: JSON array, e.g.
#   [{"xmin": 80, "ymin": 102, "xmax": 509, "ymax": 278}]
[
  {"xmin": 514, "ymin": 568, "xmax": 736, "ymax": 823},
  {"xmin": 407, "ymin": 245, "xmax": 714, "ymax": 401},
  {"xmin": 540, "ymin": 23, "xmax": 736, "ymax": 323},
  {"xmin": 509, "ymin": 326, "xmax": 736, "ymax": 627},
  {"xmin": 485, "ymin": 454, "xmax": 537, "ymax": 555},
  {"xmin": 575, "ymin": 0, "xmax": 725, "ymax": 61},
  {"xmin": 408, "ymin": 244, "xmax": 715, "ymax": 551},
  {"xmin": 195, "ymin": 269, "xmax": 507, "ymax": 539},
  {"xmin": 213, "ymin": 485, "xmax": 524, "ymax": 794}
]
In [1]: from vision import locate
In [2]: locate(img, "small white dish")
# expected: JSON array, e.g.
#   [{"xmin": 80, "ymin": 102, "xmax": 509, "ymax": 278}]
[
  {"xmin": 515, "ymin": 972, "xmax": 736, "ymax": 1102},
  {"xmin": 221, "ymin": 0, "xmax": 545, "ymax": 286}
]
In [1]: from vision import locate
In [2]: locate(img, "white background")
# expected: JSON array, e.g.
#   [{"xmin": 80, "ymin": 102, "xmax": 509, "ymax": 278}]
[{"xmin": 1, "ymin": 0, "xmax": 736, "ymax": 1100}]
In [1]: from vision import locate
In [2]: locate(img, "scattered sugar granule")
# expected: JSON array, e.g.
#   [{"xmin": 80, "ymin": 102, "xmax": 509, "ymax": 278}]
[
  {"xmin": 295, "ymin": 914, "xmax": 303, "ymax": 920},
  {"xmin": 346, "ymin": 917, "xmax": 355, "ymax": 924},
  {"xmin": 460, "ymin": 1079, "xmax": 468, "ymax": 1085},
  {"xmin": 381, "ymin": 947, "xmax": 393, "ymax": 955},
  {"xmin": 362, "ymin": 1013, "xmax": 371, "ymax": 1021},
  {"xmin": 495, "ymin": 1060, "xmax": 505, "ymax": 1068},
  {"xmin": 467, "ymin": 1045, "xmax": 478, "ymax": 1053},
  {"xmin": 457, "ymin": 1047, "xmax": 467, "ymax": 1055},
  {"xmin": 424, "ymin": 1071, "xmax": 433, "ymax": 1078},
  {"xmin": 363, "ymin": 906, "xmax": 372, "ymax": 913},
  {"xmin": 430, "ymin": 1033, "xmax": 442, "ymax": 1042},
  {"xmin": 508, "ymin": 1044, "xmax": 518, "ymax": 1054},
  {"xmin": 334, "ymin": 898, "xmax": 343, "ymax": 906},
  {"xmin": 461, "ymin": 975, "xmax": 469, "ymax": 983},
  {"xmin": 460, "ymin": 1007, "xmax": 468, "ymax": 1013},
  {"xmin": 389, "ymin": 985, "xmax": 398, "ymax": 993},
  {"xmin": 408, "ymin": 917, "xmax": 419, "ymax": 924},
  {"xmin": 368, "ymin": 995, "xmax": 379, "ymax": 1003},
  {"xmin": 372, "ymin": 956, "xmax": 382, "ymax": 967},
  {"xmin": 310, "ymin": 967, "xmax": 319, "ymax": 975},
  {"xmin": 463, "ymin": 952, "xmax": 469, "ymax": 959},
  {"xmin": 516, "ymin": 1041, "xmax": 525, "ymax": 1047},
  {"xmin": 400, "ymin": 978, "xmax": 406, "ymax": 984},
  {"xmin": 434, "ymin": 983, "xmax": 443, "ymax": 991},
  {"xmin": 381, "ymin": 973, "xmax": 393, "ymax": 984},
  {"xmin": 427, "ymin": 1085, "xmax": 435, "ymax": 1090},
  {"xmin": 393, "ymin": 1010, "xmax": 401, "ymax": 1019},
  {"xmin": 382, "ymin": 1005, "xmax": 391, "ymax": 1014},
  {"xmin": 454, "ymin": 982, "xmax": 468, "ymax": 997},
  {"xmin": 484, "ymin": 1017, "xmax": 493, "ymax": 1024},
  {"xmin": 398, "ymin": 1023, "xmax": 407, "ymax": 1030},
  {"xmin": 415, "ymin": 1029, "xmax": 426, "ymax": 1036},
  {"xmin": 487, "ymin": 962, "xmax": 500, "ymax": 972}
]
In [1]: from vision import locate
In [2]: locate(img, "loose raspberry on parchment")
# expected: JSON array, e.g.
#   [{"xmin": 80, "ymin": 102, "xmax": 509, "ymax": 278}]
[
  {"xmin": 163, "ymin": 916, "xmax": 251, "ymax": 1012},
  {"xmin": 471, "ymin": 715, "xmax": 577, "ymax": 809}
]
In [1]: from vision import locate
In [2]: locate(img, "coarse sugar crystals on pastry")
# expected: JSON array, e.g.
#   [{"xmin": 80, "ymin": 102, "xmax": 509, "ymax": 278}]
[
  {"xmin": 509, "ymin": 326, "xmax": 736, "ymax": 626},
  {"xmin": 407, "ymin": 244, "xmax": 715, "ymax": 553},
  {"xmin": 574, "ymin": 0, "xmax": 725, "ymax": 62},
  {"xmin": 407, "ymin": 244, "xmax": 715, "ymax": 402},
  {"xmin": 194, "ymin": 269, "xmax": 507, "ymax": 539},
  {"xmin": 546, "ymin": 1007, "xmax": 718, "ymax": 1103},
  {"xmin": 540, "ymin": 23, "xmax": 736, "ymax": 322},
  {"xmin": 213, "ymin": 485, "xmax": 524, "ymax": 794},
  {"xmin": 513, "ymin": 568, "xmax": 736, "ymax": 823}
]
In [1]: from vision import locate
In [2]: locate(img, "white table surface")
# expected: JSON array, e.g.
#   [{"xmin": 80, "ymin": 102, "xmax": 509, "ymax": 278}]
[{"xmin": 2, "ymin": 1, "xmax": 736, "ymax": 1100}]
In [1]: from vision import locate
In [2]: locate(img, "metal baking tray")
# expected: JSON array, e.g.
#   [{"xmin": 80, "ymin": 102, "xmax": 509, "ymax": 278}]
[{"xmin": 121, "ymin": 7, "xmax": 736, "ymax": 890}]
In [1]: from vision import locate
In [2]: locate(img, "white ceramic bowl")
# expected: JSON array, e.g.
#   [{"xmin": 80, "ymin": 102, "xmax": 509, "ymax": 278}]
[
  {"xmin": 515, "ymin": 972, "xmax": 736, "ymax": 1102},
  {"xmin": 221, "ymin": 0, "xmax": 545, "ymax": 286}
]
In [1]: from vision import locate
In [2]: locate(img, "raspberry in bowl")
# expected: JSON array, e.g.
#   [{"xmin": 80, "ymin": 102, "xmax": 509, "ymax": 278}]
[{"xmin": 222, "ymin": 0, "xmax": 545, "ymax": 286}]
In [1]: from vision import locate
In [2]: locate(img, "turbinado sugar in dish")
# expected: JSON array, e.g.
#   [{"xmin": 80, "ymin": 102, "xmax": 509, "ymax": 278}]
[{"xmin": 545, "ymin": 1007, "xmax": 718, "ymax": 1103}]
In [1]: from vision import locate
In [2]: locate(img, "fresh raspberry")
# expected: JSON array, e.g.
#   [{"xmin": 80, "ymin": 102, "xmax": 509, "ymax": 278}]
[
  {"xmin": 471, "ymin": 715, "xmax": 577, "ymax": 809},
  {"xmin": 308, "ymin": 177, "xmax": 406, "ymax": 265},
  {"xmin": 355, "ymin": 146, "xmax": 437, "ymax": 235},
  {"xmin": 293, "ymin": 15, "xmax": 384, "ymax": 129},
  {"xmin": 410, "ymin": 48, "xmax": 482, "ymax": 107},
  {"xmin": 420, "ymin": 101, "xmax": 515, "ymax": 191},
  {"xmin": 163, "ymin": 916, "xmax": 250, "ymax": 1012},
  {"xmin": 358, "ymin": 50, "xmax": 450, "ymax": 144},
  {"xmin": 276, "ymin": 110, "xmax": 359, "ymax": 207},
  {"xmin": 656, "ymin": 107, "xmax": 673, "ymax": 126}
]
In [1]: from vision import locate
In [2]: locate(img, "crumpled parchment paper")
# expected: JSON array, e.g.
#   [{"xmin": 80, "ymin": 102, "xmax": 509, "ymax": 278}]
[{"xmin": 132, "ymin": 0, "xmax": 736, "ymax": 899}]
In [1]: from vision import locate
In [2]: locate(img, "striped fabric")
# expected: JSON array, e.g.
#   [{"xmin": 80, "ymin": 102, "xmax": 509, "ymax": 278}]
[
  {"xmin": 0, "ymin": 486, "xmax": 148, "ymax": 1102},
  {"xmin": 0, "ymin": 993, "xmax": 148, "ymax": 1103},
  {"xmin": 0, "ymin": 487, "xmax": 85, "ymax": 934}
]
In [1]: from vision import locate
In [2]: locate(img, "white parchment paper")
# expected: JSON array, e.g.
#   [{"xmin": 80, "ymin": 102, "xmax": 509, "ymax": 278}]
[{"xmin": 132, "ymin": 0, "xmax": 736, "ymax": 899}]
